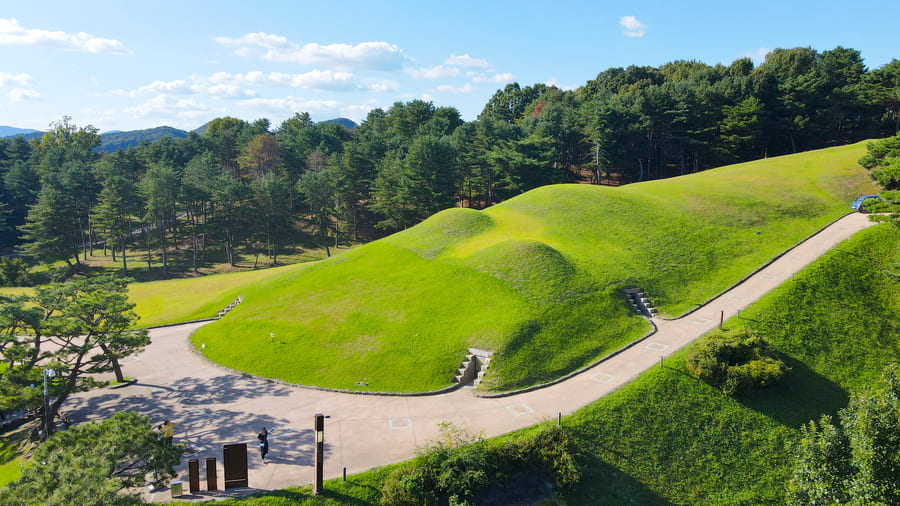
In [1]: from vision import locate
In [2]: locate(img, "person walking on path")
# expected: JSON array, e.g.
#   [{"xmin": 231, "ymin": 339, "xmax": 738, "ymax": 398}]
[{"xmin": 258, "ymin": 427, "xmax": 269, "ymax": 462}]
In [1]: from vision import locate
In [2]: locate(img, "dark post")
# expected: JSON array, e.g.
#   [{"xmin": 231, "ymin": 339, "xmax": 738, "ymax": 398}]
[
  {"xmin": 314, "ymin": 413, "xmax": 325, "ymax": 495},
  {"xmin": 188, "ymin": 459, "xmax": 200, "ymax": 493},
  {"xmin": 223, "ymin": 443, "xmax": 249, "ymax": 489},
  {"xmin": 206, "ymin": 457, "xmax": 217, "ymax": 491},
  {"xmin": 719, "ymin": 310, "xmax": 724, "ymax": 330}
]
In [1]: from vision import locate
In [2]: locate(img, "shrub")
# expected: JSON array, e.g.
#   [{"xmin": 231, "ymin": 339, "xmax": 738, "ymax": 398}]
[
  {"xmin": 381, "ymin": 423, "xmax": 580, "ymax": 505},
  {"xmin": 686, "ymin": 329, "xmax": 788, "ymax": 395}
]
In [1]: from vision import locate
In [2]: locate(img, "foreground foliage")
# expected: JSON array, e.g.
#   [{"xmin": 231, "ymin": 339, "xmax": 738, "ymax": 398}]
[
  {"xmin": 789, "ymin": 364, "xmax": 900, "ymax": 505},
  {"xmin": 0, "ymin": 276, "xmax": 147, "ymax": 438},
  {"xmin": 381, "ymin": 423, "xmax": 579, "ymax": 506},
  {"xmin": 0, "ymin": 412, "xmax": 183, "ymax": 506}
]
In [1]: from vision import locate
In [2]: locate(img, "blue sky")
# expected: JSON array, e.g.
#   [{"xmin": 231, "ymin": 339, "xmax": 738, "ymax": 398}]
[{"xmin": 1, "ymin": 0, "xmax": 898, "ymax": 132}]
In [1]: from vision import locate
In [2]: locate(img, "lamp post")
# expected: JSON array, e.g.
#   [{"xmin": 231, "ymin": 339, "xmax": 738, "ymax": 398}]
[
  {"xmin": 42, "ymin": 368, "xmax": 56, "ymax": 439},
  {"xmin": 313, "ymin": 413, "xmax": 329, "ymax": 495}
]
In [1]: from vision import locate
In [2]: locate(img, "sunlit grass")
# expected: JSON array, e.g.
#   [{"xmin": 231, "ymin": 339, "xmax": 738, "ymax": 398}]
[{"xmin": 191, "ymin": 141, "xmax": 878, "ymax": 392}]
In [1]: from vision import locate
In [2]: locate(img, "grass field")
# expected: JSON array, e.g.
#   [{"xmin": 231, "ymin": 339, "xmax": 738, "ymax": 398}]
[
  {"xmin": 201, "ymin": 220, "xmax": 900, "ymax": 505},
  {"xmin": 188, "ymin": 141, "xmax": 878, "ymax": 392}
]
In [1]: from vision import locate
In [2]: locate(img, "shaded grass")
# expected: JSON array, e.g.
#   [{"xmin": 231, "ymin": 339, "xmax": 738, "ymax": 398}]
[{"xmin": 195, "ymin": 142, "xmax": 878, "ymax": 392}]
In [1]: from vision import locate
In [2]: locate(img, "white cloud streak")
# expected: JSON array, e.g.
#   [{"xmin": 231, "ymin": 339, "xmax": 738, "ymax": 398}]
[
  {"xmin": 434, "ymin": 84, "xmax": 476, "ymax": 94},
  {"xmin": 445, "ymin": 54, "xmax": 490, "ymax": 69},
  {"xmin": 8, "ymin": 88, "xmax": 40, "ymax": 101},
  {"xmin": 470, "ymin": 72, "xmax": 515, "ymax": 83},
  {"xmin": 405, "ymin": 65, "xmax": 460, "ymax": 79},
  {"xmin": 212, "ymin": 32, "xmax": 410, "ymax": 71},
  {"xmin": 0, "ymin": 72, "xmax": 31, "ymax": 87},
  {"xmin": 620, "ymin": 15, "xmax": 646, "ymax": 37},
  {"xmin": 0, "ymin": 18, "xmax": 127, "ymax": 54}
]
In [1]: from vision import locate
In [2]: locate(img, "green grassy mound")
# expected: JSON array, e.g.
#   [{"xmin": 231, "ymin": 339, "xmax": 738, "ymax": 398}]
[
  {"xmin": 202, "ymin": 223, "xmax": 900, "ymax": 505},
  {"xmin": 188, "ymin": 141, "xmax": 877, "ymax": 392},
  {"xmin": 566, "ymin": 223, "xmax": 900, "ymax": 504}
]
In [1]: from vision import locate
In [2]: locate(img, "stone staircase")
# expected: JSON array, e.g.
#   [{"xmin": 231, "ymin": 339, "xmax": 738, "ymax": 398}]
[
  {"xmin": 625, "ymin": 288, "xmax": 658, "ymax": 318},
  {"xmin": 217, "ymin": 296, "xmax": 243, "ymax": 319},
  {"xmin": 453, "ymin": 348, "xmax": 494, "ymax": 388}
]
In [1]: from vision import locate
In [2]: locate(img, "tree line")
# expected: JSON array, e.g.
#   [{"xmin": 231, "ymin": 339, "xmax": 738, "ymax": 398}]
[{"xmin": 1, "ymin": 46, "xmax": 898, "ymax": 279}]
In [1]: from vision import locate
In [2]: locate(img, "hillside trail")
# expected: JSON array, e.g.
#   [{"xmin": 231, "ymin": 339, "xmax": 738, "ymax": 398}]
[{"xmin": 63, "ymin": 212, "xmax": 877, "ymax": 501}]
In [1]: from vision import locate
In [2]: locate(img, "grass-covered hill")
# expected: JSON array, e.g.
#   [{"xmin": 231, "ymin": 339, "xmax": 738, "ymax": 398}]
[
  {"xmin": 565, "ymin": 221, "xmax": 900, "ymax": 504},
  {"xmin": 188, "ymin": 141, "xmax": 877, "ymax": 393},
  {"xmin": 195, "ymin": 179, "xmax": 900, "ymax": 506}
]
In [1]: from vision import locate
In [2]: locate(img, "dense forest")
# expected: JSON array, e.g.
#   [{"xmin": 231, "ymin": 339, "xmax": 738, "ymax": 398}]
[{"xmin": 1, "ymin": 46, "xmax": 898, "ymax": 281}]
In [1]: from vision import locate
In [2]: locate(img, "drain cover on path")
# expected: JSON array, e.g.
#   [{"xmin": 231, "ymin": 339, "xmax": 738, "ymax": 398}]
[
  {"xmin": 646, "ymin": 342, "xmax": 669, "ymax": 351},
  {"xmin": 389, "ymin": 418, "xmax": 412, "ymax": 430},
  {"xmin": 506, "ymin": 404, "xmax": 534, "ymax": 417},
  {"xmin": 590, "ymin": 373, "xmax": 615, "ymax": 383}
]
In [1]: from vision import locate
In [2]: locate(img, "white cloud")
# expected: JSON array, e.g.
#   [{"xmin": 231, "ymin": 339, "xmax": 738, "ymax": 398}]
[
  {"xmin": 545, "ymin": 78, "xmax": 575, "ymax": 91},
  {"xmin": 445, "ymin": 54, "xmax": 490, "ymax": 69},
  {"xmin": 740, "ymin": 47, "xmax": 771, "ymax": 64},
  {"xmin": 0, "ymin": 18, "xmax": 127, "ymax": 54},
  {"xmin": 213, "ymin": 32, "xmax": 410, "ymax": 71},
  {"xmin": 238, "ymin": 96, "xmax": 343, "ymax": 115},
  {"xmin": 620, "ymin": 15, "xmax": 646, "ymax": 37},
  {"xmin": 124, "ymin": 94, "xmax": 215, "ymax": 119},
  {"xmin": 113, "ymin": 79, "xmax": 256, "ymax": 99},
  {"xmin": 192, "ymin": 84, "xmax": 256, "ymax": 99},
  {"xmin": 0, "ymin": 72, "xmax": 30, "ymax": 86},
  {"xmin": 208, "ymin": 70, "xmax": 356, "ymax": 91},
  {"xmin": 434, "ymin": 84, "xmax": 476, "ymax": 94},
  {"xmin": 211, "ymin": 32, "xmax": 291, "ymax": 49},
  {"xmin": 470, "ymin": 72, "xmax": 515, "ymax": 83},
  {"xmin": 363, "ymin": 79, "xmax": 399, "ymax": 92},
  {"xmin": 266, "ymin": 41, "xmax": 410, "ymax": 70},
  {"xmin": 113, "ymin": 80, "xmax": 192, "ymax": 97},
  {"xmin": 405, "ymin": 65, "xmax": 460, "ymax": 80},
  {"xmin": 8, "ymin": 88, "xmax": 40, "ymax": 101}
]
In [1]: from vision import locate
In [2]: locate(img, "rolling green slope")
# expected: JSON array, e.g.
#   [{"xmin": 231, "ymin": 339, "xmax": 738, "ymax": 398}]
[
  {"xmin": 565, "ymin": 221, "xmax": 900, "ymax": 504},
  {"xmin": 188, "ymin": 141, "xmax": 877, "ymax": 392}
]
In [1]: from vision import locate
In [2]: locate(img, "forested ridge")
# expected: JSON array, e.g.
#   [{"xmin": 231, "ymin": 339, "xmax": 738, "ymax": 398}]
[{"xmin": 1, "ymin": 46, "xmax": 898, "ymax": 280}]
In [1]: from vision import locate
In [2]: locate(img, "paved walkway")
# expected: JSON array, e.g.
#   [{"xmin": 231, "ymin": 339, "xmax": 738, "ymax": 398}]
[{"xmin": 64, "ymin": 213, "xmax": 877, "ymax": 501}]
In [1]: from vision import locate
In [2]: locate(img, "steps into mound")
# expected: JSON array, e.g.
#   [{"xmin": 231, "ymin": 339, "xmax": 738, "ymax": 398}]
[
  {"xmin": 454, "ymin": 348, "xmax": 494, "ymax": 388},
  {"xmin": 217, "ymin": 296, "xmax": 243, "ymax": 318},
  {"xmin": 625, "ymin": 288, "xmax": 658, "ymax": 318}
]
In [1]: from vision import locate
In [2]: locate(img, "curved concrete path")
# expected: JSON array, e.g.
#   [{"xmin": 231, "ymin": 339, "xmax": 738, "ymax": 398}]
[{"xmin": 64, "ymin": 213, "xmax": 878, "ymax": 501}]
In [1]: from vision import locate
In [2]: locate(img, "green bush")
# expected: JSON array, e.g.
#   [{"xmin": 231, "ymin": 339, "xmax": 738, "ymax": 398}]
[
  {"xmin": 380, "ymin": 423, "xmax": 580, "ymax": 505},
  {"xmin": 686, "ymin": 329, "xmax": 788, "ymax": 395}
]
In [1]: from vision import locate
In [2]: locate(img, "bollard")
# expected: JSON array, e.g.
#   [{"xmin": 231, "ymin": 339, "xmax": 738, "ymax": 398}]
[
  {"xmin": 343, "ymin": 466, "xmax": 347, "ymax": 482},
  {"xmin": 188, "ymin": 459, "xmax": 200, "ymax": 493},
  {"xmin": 557, "ymin": 412, "xmax": 561, "ymax": 426},
  {"xmin": 206, "ymin": 457, "xmax": 217, "ymax": 491},
  {"xmin": 659, "ymin": 355, "xmax": 663, "ymax": 368}
]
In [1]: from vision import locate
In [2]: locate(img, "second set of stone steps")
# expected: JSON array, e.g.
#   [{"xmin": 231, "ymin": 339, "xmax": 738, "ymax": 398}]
[{"xmin": 625, "ymin": 288, "xmax": 658, "ymax": 317}]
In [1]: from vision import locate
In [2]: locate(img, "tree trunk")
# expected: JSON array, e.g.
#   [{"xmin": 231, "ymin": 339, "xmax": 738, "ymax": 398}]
[
  {"xmin": 99, "ymin": 343, "xmax": 125, "ymax": 383},
  {"xmin": 146, "ymin": 226, "xmax": 152, "ymax": 271},
  {"xmin": 121, "ymin": 236, "xmax": 128, "ymax": 276}
]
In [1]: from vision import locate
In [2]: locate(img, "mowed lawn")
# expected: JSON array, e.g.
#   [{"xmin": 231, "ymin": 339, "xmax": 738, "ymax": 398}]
[{"xmin": 190, "ymin": 141, "xmax": 878, "ymax": 392}]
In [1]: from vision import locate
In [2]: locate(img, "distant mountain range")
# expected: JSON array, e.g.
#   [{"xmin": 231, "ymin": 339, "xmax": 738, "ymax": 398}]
[{"xmin": 0, "ymin": 117, "xmax": 358, "ymax": 152}]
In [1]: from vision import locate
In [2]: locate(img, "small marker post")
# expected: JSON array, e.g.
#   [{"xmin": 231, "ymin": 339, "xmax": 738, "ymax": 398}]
[
  {"xmin": 557, "ymin": 412, "xmax": 561, "ymax": 426},
  {"xmin": 659, "ymin": 355, "xmax": 663, "ymax": 368}
]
